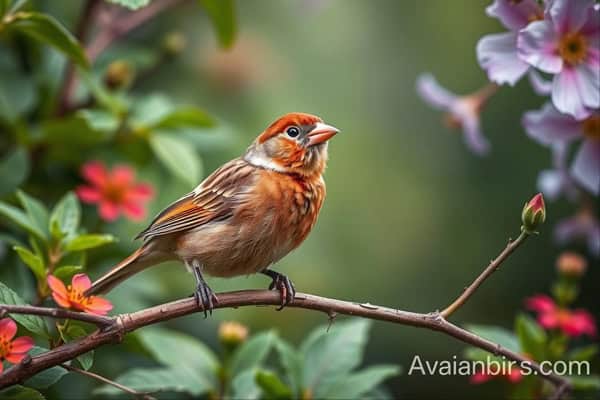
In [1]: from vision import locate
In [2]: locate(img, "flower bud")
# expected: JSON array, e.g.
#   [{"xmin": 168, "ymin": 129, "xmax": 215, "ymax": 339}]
[
  {"xmin": 218, "ymin": 321, "xmax": 248, "ymax": 349},
  {"xmin": 521, "ymin": 193, "xmax": 546, "ymax": 234},
  {"xmin": 162, "ymin": 32, "xmax": 187, "ymax": 56},
  {"xmin": 556, "ymin": 252, "xmax": 587, "ymax": 278},
  {"xmin": 104, "ymin": 60, "xmax": 134, "ymax": 90}
]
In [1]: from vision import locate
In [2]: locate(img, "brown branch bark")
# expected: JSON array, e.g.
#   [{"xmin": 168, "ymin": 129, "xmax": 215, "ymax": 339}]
[
  {"xmin": 0, "ymin": 290, "xmax": 571, "ymax": 397},
  {"xmin": 0, "ymin": 305, "xmax": 113, "ymax": 327}
]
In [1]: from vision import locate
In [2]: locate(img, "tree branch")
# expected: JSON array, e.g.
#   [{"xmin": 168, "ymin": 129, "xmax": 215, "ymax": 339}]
[
  {"xmin": 441, "ymin": 231, "xmax": 529, "ymax": 318},
  {"xmin": 0, "ymin": 290, "xmax": 571, "ymax": 396},
  {"xmin": 0, "ymin": 305, "xmax": 113, "ymax": 327}
]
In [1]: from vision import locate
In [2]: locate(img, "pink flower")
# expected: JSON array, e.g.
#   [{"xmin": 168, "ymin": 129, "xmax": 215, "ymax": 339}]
[
  {"xmin": 523, "ymin": 103, "xmax": 600, "ymax": 195},
  {"xmin": 0, "ymin": 318, "xmax": 34, "ymax": 373},
  {"xmin": 536, "ymin": 143, "xmax": 579, "ymax": 201},
  {"xmin": 416, "ymin": 74, "xmax": 497, "ymax": 156},
  {"xmin": 555, "ymin": 207, "xmax": 600, "ymax": 257},
  {"xmin": 47, "ymin": 274, "xmax": 113, "ymax": 316},
  {"xmin": 477, "ymin": 0, "xmax": 544, "ymax": 86},
  {"xmin": 76, "ymin": 161, "xmax": 154, "ymax": 222},
  {"xmin": 526, "ymin": 294, "xmax": 597, "ymax": 337},
  {"xmin": 517, "ymin": 0, "xmax": 600, "ymax": 119}
]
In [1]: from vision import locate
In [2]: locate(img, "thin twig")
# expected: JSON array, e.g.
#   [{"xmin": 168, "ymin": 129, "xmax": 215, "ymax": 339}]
[
  {"xmin": 441, "ymin": 231, "xmax": 529, "ymax": 318},
  {"xmin": 62, "ymin": 364, "xmax": 157, "ymax": 399},
  {"xmin": 0, "ymin": 290, "xmax": 571, "ymax": 395},
  {"xmin": 0, "ymin": 305, "xmax": 113, "ymax": 327}
]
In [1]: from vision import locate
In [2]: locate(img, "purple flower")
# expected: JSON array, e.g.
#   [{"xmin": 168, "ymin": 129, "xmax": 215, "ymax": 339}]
[
  {"xmin": 477, "ymin": 0, "xmax": 544, "ymax": 85},
  {"xmin": 537, "ymin": 143, "xmax": 579, "ymax": 201},
  {"xmin": 416, "ymin": 73, "xmax": 497, "ymax": 156},
  {"xmin": 523, "ymin": 102, "xmax": 600, "ymax": 195},
  {"xmin": 555, "ymin": 208, "xmax": 600, "ymax": 257},
  {"xmin": 517, "ymin": 0, "xmax": 600, "ymax": 119}
]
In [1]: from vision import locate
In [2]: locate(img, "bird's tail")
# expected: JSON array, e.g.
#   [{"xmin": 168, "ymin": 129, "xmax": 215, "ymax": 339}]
[{"xmin": 86, "ymin": 246, "xmax": 152, "ymax": 296}]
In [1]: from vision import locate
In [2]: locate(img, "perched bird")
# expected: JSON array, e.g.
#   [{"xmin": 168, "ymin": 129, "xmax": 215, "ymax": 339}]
[{"xmin": 86, "ymin": 112, "xmax": 339, "ymax": 315}]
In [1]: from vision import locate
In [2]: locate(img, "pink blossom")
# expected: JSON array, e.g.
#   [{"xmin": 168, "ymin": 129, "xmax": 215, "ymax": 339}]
[{"xmin": 526, "ymin": 294, "xmax": 597, "ymax": 337}]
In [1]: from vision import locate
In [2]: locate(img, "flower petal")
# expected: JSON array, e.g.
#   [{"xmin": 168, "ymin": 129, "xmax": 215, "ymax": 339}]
[
  {"xmin": 416, "ymin": 73, "xmax": 457, "ymax": 110},
  {"xmin": 47, "ymin": 275, "xmax": 68, "ymax": 298},
  {"xmin": 85, "ymin": 297, "xmax": 113, "ymax": 315},
  {"xmin": 10, "ymin": 336, "xmax": 34, "ymax": 353},
  {"xmin": 552, "ymin": 65, "xmax": 598, "ymax": 119},
  {"xmin": 517, "ymin": 20, "xmax": 562, "ymax": 74},
  {"xmin": 5, "ymin": 351, "xmax": 28, "ymax": 364},
  {"xmin": 528, "ymin": 70, "xmax": 553, "ymax": 95},
  {"xmin": 477, "ymin": 32, "xmax": 530, "ymax": 85},
  {"xmin": 71, "ymin": 273, "xmax": 92, "ymax": 292},
  {"xmin": 461, "ymin": 112, "xmax": 490, "ymax": 156},
  {"xmin": 549, "ymin": 0, "xmax": 594, "ymax": 34},
  {"xmin": 522, "ymin": 102, "xmax": 582, "ymax": 145},
  {"xmin": 81, "ymin": 161, "xmax": 108, "ymax": 187},
  {"xmin": 537, "ymin": 170, "xmax": 565, "ymax": 201},
  {"xmin": 110, "ymin": 165, "xmax": 135, "ymax": 187},
  {"xmin": 99, "ymin": 201, "xmax": 120, "ymax": 222},
  {"xmin": 0, "ymin": 318, "xmax": 17, "ymax": 341},
  {"xmin": 486, "ymin": 0, "xmax": 543, "ymax": 31},
  {"xmin": 122, "ymin": 201, "xmax": 146, "ymax": 222},
  {"xmin": 525, "ymin": 294, "xmax": 556, "ymax": 313},
  {"xmin": 538, "ymin": 312, "xmax": 559, "ymax": 329},
  {"xmin": 126, "ymin": 183, "xmax": 154, "ymax": 201},
  {"xmin": 588, "ymin": 223, "xmax": 600, "ymax": 257},
  {"xmin": 571, "ymin": 139, "xmax": 600, "ymax": 195},
  {"xmin": 470, "ymin": 372, "xmax": 492, "ymax": 384},
  {"xmin": 76, "ymin": 186, "xmax": 102, "ymax": 204},
  {"xmin": 51, "ymin": 291, "xmax": 72, "ymax": 309}
]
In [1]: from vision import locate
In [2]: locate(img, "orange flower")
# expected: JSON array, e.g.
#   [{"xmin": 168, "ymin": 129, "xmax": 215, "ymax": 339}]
[
  {"xmin": 0, "ymin": 318, "xmax": 34, "ymax": 373},
  {"xmin": 47, "ymin": 274, "xmax": 113, "ymax": 316}
]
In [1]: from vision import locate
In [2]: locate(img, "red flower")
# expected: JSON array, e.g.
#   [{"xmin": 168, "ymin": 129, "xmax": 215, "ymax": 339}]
[
  {"xmin": 76, "ymin": 161, "xmax": 154, "ymax": 222},
  {"xmin": 471, "ymin": 367, "xmax": 523, "ymax": 385},
  {"xmin": 526, "ymin": 295, "xmax": 596, "ymax": 338},
  {"xmin": 0, "ymin": 318, "xmax": 34, "ymax": 373},
  {"xmin": 47, "ymin": 274, "xmax": 113, "ymax": 316},
  {"xmin": 521, "ymin": 193, "xmax": 546, "ymax": 234}
]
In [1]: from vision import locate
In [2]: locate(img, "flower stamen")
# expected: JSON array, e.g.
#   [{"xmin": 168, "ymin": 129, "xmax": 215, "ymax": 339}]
[
  {"xmin": 558, "ymin": 33, "xmax": 588, "ymax": 66},
  {"xmin": 582, "ymin": 115, "xmax": 600, "ymax": 140}
]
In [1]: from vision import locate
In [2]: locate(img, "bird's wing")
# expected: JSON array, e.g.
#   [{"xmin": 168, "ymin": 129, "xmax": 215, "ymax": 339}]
[{"xmin": 136, "ymin": 158, "xmax": 256, "ymax": 240}]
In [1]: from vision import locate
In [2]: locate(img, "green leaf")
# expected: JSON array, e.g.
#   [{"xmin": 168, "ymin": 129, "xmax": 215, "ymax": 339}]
[
  {"xmin": 0, "ymin": 149, "xmax": 29, "ymax": 197},
  {"xmin": 6, "ymin": 12, "xmax": 88, "ymax": 68},
  {"xmin": 25, "ymin": 347, "xmax": 68, "ymax": 388},
  {"xmin": 302, "ymin": 319, "xmax": 371, "ymax": 395},
  {"xmin": 130, "ymin": 94, "xmax": 175, "ymax": 128},
  {"xmin": 137, "ymin": 328, "xmax": 219, "ymax": 392},
  {"xmin": 0, "ymin": 201, "xmax": 45, "ymax": 241},
  {"xmin": 515, "ymin": 314, "xmax": 547, "ymax": 360},
  {"xmin": 106, "ymin": 0, "xmax": 151, "ymax": 10},
  {"xmin": 320, "ymin": 365, "xmax": 401, "ymax": 398},
  {"xmin": 16, "ymin": 191, "xmax": 49, "ymax": 241},
  {"xmin": 0, "ymin": 70, "xmax": 36, "ymax": 121},
  {"xmin": 567, "ymin": 345, "xmax": 598, "ymax": 362},
  {"xmin": 43, "ymin": 111, "xmax": 119, "ymax": 146},
  {"xmin": 94, "ymin": 367, "xmax": 200, "ymax": 396},
  {"xmin": 230, "ymin": 369, "xmax": 261, "ymax": 400},
  {"xmin": 231, "ymin": 330, "xmax": 277, "ymax": 377},
  {"xmin": 53, "ymin": 265, "xmax": 83, "ymax": 281},
  {"xmin": 0, "ymin": 281, "xmax": 48, "ymax": 337},
  {"xmin": 150, "ymin": 132, "xmax": 202, "ymax": 187},
  {"xmin": 64, "ymin": 234, "xmax": 116, "ymax": 252},
  {"xmin": 13, "ymin": 246, "xmax": 45, "ymax": 281},
  {"xmin": 569, "ymin": 375, "xmax": 600, "ymax": 391},
  {"xmin": 465, "ymin": 324, "xmax": 521, "ymax": 353},
  {"xmin": 255, "ymin": 370, "xmax": 292, "ymax": 399},
  {"xmin": 275, "ymin": 338, "xmax": 303, "ymax": 396},
  {"xmin": 0, "ymin": 385, "xmax": 45, "ymax": 400},
  {"xmin": 199, "ymin": 0, "xmax": 236, "ymax": 48},
  {"xmin": 49, "ymin": 192, "xmax": 80, "ymax": 240},
  {"xmin": 63, "ymin": 325, "xmax": 93, "ymax": 370},
  {"xmin": 154, "ymin": 107, "xmax": 216, "ymax": 130}
]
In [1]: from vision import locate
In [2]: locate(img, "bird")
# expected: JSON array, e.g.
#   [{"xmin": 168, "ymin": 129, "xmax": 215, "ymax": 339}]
[{"xmin": 85, "ymin": 112, "xmax": 339, "ymax": 315}]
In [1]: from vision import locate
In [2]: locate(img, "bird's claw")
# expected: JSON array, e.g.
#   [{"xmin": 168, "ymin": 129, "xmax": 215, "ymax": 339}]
[
  {"xmin": 267, "ymin": 272, "xmax": 296, "ymax": 310},
  {"xmin": 194, "ymin": 283, "xmax": 218, "ymax": 318}
]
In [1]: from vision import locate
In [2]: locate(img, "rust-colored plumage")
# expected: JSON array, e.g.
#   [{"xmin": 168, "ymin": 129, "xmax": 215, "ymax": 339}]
[{"xmin": 86, "ymin": 112, "xmax": 339, "ymax": 313}]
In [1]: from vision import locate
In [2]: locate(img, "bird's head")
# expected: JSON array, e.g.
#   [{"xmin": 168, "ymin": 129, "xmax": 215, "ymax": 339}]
[{"xmin": 244, "ymin": 112, "xmax": 339, "ymax": 177}]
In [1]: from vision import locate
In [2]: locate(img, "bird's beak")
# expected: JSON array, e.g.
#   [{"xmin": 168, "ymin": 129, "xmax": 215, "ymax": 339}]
[{"xmin": 307, "ymin": 122, "xmax": 340, "ymax": 146}]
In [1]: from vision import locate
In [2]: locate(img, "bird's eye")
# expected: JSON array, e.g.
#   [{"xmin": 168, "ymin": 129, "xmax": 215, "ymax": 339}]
[{"xmin": 285, "ymin": 126, "xmax": 300, "ymax": 138}]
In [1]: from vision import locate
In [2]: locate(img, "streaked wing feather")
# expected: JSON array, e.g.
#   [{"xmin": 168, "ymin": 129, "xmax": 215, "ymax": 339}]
[{"xmin": 136, "ymin": 159, "xmax": 254, "ymax": 240}]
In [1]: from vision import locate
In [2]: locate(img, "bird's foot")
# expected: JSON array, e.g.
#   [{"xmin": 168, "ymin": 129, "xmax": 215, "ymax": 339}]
[
  {"xmin": 193, "ymin": 282, "xmax": 218, "ymax": 318},
  {"xmin": 263, "ymin": 270, "xmax": 295, "ymax": 310}
]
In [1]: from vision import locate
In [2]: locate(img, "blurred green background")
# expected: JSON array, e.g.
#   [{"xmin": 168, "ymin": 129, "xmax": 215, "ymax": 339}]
[{"xmin": 1, "ymin": 1, "xmax": 598, "ymax": 399}]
